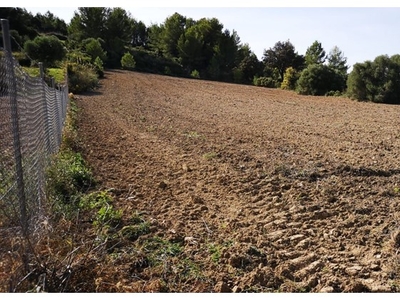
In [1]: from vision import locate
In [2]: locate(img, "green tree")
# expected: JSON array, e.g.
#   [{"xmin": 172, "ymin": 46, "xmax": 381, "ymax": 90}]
[
  {"xmin": 82, "ymin": 37, "xmax": 107, "ymax": 62},
  {"xmin": 68, "ymin": 7, "xmax": 110, "ymax": 42},
  {"xmin": 327, "ymin": 46, "xmax": 348, "ymax": 76},
  {"xmin": 177, "ymin": 24, "xmax": 204, "ymax": 72},
  {"xmin": 24, "ymin": 35, "xmax": 66, "ymax": 67},
  {"xmin": 296, "ymin": 64, "xmax": 344, "ymax": 96},
  {"xmin": 32, "ymin": 11, "xmax": 67, "ymax": 37},
  {"xmin": 160, "ymin": 12, "xmax": 187, "ymax": 58},
  {"xmin": 347, "ymin": 55, "xmax": 400, "ymax": 104},
  {"xmin": 131, "ymin": 20, "xmax": 148, "ymax": 47},
  {"xmin": 262, "ymin": 40, "xmax": 305, "ymax": 82},
  {"xmin": 209, "ymin": 29, "xmax": 240, "ymax": 81},
  {"xmin": 0, "ymin": 8, "xmax": 37, "ymax": 41},
  {"xmin": 305, "ymin": 40, "xmax": 326, "ymax": 66},
  {"xmin": 104, "ymin": 7, "xmax": 134, "ymax": 67},
  {"xmin": 234, "ymin": 44, "xmax": 262, "ymax": 84}
]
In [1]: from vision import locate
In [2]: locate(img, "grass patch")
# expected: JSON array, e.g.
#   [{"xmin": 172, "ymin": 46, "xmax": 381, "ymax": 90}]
[
  {"xmin": 202, "ymin": 152, "xmax": 217, "ymax": 160},
  {"xmin": 22, "ymin": 67, "xmax": 66, "ymax": 83},
  {"xmin": 183, "ymin": 131, "xmax": 202, "ymax": 139},
  {"xmin": 79, "ymin": 191, "xmax": 122, "ymax": 229},
  {"xmin": 208, "ymin": 243, "xmax": 222, "ymax": 263}
]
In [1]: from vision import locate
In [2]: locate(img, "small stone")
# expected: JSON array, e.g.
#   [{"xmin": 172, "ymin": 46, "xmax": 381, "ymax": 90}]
[
  {"xmin": 370, "ymin": 264, "xmax": 381, "ymax": 271},
  {"xmin": 319, "ymin": 286, "xmax": 334, "ymax": 293},
  {"xmin": 184, "ymin": 236, "xmax": 197, "ymax": 244},
  {"xmin": 345, "ymin": 265, "xmax": 363, "ymax": 276},
  {"xmin": 182, "ymin": 164, "xmax": 191, "ymax": 172},
  {"xmin": 214, "ymin": 281, "xmax": 230, "ymax": 293},
  {"xmin": 232, "ymin": 286, "xmax": 241, "ymax": 293}
]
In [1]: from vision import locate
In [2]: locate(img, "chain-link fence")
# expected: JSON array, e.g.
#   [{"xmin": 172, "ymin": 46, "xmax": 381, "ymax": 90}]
[{"xmin": 0, "ymin": 19, "xmax": 69, "ymax": 235}]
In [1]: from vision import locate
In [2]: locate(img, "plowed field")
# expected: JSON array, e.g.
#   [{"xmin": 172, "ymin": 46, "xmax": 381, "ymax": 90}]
[{"xmin": 75, "ymin": 70, "xmax": 400, "ymax": 292}]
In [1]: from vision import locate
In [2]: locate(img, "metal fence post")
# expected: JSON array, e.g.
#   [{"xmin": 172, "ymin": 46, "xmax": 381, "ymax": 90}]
[{"xmin": 1, "ymin": 19, "xmax": 28, "ymax": 236}]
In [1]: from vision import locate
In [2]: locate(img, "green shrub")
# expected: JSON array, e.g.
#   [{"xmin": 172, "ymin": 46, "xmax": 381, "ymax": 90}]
[
  {"xmin": 67, "ymin": 63, "xmax": 99, "ymax": 94},
  {"xmin": 128, "ymin": 47, "xmax": 184, "ymax": 76},
  {"xmin": 281, "ymin": 67, "xmax": 299, "ymax": 90},
  {"xmin": 94, "ymin": 56, "xmax": 104, "ymax": 78},
  {"xmin": 121, "ymin": 52, "xmax": 136, "ymax": 70},
  {"xmin": 191, "ymin": 69, "xmax": 200, "ymax": 79},
  {"xmin": 24, "ymin": 35, "xmax": 66, "ymax": 68},
  {"xmin": 253, "ymin": 76, "xmax": 279, "ymax": 88},
  {"xmin": 325, "ymin": 90, "xmax": 342, "ymax": 97},
  {"xmin": 296, "ymin": 64, "xmax": 345, "ymax": 96},
  {"xmin": 47, "ymin": 151, "xmax": 93, "ymax": 204},
  {"xmin": 79, "ymin": 191, "xmax": 122, "ymax": 228}
]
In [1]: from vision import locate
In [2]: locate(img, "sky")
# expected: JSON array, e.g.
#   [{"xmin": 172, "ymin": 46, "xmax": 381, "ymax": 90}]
[{"xmin": 13, "ymin": 0, "xmax": 400, "ymax": 70}]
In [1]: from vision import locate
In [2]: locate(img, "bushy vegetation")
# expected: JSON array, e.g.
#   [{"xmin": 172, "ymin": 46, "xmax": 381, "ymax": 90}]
[
  {"xmin": 120, "ymin": 52, "xmax": 136, "ymax": 70},
  {"xmin": 253, "ymin": 76, "xmax": 279, "ymax": 88},
  {"xmin": 23, "ymin": 35, "xmax": 66, "ymax": 67},
  {"xmin": 4, "ymin": 7, "xmax": 400, "ymax": 100},
  {"xmin": 347, "ymin": 54, "xmax": 400, "ymax": 104},
  {"xmin": 281, "ymin": 67, "xmax": 299, "ymax": 90},
  {"xmin": 66, "ymin": 63, "xmax": 99, "ymax": 94},
  {"xmin": 296, "ymin": 64, "xmax": 345, "ymax": 96},
  {"xmin": 47, "ymin": 150, "xmax": 93, "ymax": 204}
]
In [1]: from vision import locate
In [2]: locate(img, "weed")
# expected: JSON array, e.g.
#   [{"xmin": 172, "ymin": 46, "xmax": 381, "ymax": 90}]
[
  {"xmin": 208, "ymin": 243, "xmax": 221, "ymax": 263},
  {"xmin": 394, "ymin": 186, "xmax": 400, "ymax": 194},
  {"xmin": 203, "ymin": 152, "xmax": 217, "ymax": 160},
  {"xmin": 119, "ymin": 212, "xmax": 150, "ymax": 241},
  {"xmin": 47, "ymin": 151, "xmax": 93, "ymax": 204},
  {"xmin": 177, "ymin": 259, "xmax": 204, "ymax": 279},
  {"xmin": 141, "ymin": 237, "xmax": 183, "ymax": 266},
  {"xmin": 79, "ymin": 191, "xmax": 122, "ymax": 228},
  {"xmin": 183, "ymin": 131, "xmax": 202, "ymax": 139}
]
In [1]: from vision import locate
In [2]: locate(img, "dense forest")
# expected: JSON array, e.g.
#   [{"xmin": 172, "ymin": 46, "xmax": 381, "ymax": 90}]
[{"xmin": 1, "ymin": 7, "xmax": 400, "ymax": 103}]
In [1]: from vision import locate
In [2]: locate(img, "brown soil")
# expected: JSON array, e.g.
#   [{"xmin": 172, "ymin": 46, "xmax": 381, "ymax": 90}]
[{"xmin": 74, "ymin": 70, "xmax": 400, "ymax": 292}]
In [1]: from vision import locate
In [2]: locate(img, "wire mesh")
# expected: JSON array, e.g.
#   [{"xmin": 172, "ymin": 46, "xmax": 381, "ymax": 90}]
[{"xmin": 0, "ymin": 46, "xmax": 69, "ymax": 233}]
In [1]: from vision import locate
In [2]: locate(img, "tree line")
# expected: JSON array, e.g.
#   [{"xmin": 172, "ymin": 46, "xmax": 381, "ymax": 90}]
[{"xmin": 1, "ymin": 7, "xmax": 399, "ymax": 103}]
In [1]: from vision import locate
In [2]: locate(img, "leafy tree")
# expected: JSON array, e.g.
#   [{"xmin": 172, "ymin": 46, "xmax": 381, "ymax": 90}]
[
  {"xmin": 234, "ymin": 44, "xmax": 263, "ymax": 84},
  {"xmin": 32, "ymin": 11, "xmax": 67, "ymax": 37},
  {"xmin": 296, "ymin": 64, "xmax": 344, "ymax": 96},
  {"xmin": 147, "ymin": 23, "xmax": 164, "ymax": 54},
  {"xmin": 24, "ymin": 35, "xmax": 66, "ymax": 67},
  {"xmin": 131, "ymin": 20, "xmax": 148, "ymax": 47},
  {"xmin": 347, "ymin": 55, "xmax": 400, "ymax": 104},
  {"xmin": 327, "ymin": 46, "xmax": 348, "ymax": 76},
  {"xmin": 103, "ymin": 7, "xmax": 134, "ymax": 67},
  {"xmin": 68, "ymin": 7, "xmax": 110, "ymax": 42},
  {"xmin": 262, "ymin": 40, "xmax": 305, "ymax": 82},
  {"xmin": 177, "ymin": 24, "xmax": 204, "ymax": 72},
  {"xmin": 209, "ymin": 29, "xmax": 240, "ymax": 81},
  {"xmin": 305, "ymin": 40, "xmax": 326, "ymax": 66},
  {"xmin": 0, "ymin": 7, "xmax": 37, "ymax": 41},
  {"xmin": 82, "ymin": 38, "xmax": 107, "ymax": 62},
  {"xmin": 160, "ymin": 13, "xmax": 187, "ymax": 58}
]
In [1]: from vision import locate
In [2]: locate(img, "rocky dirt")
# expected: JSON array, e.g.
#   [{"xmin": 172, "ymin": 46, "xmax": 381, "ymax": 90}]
[{"xmin": 74, "ymin": 70, "xmax": 400, "ymax": 292}]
